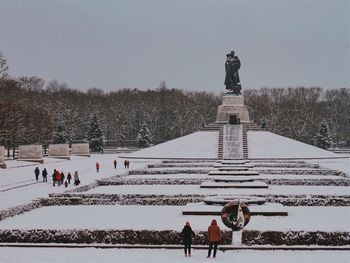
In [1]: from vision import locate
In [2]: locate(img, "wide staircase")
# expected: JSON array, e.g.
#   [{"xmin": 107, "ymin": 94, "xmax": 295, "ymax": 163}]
[{"xmin": 200, "ymin": 122, "xmax": 266, "ymax": 159}]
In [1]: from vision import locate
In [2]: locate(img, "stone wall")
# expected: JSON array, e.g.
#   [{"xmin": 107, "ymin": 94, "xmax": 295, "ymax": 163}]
[
  {"xmin": 18, "ymin": 145, "xmax": 43, "ymax": 160},
  {"xmin": 71, "ymin": 143, "xmax": 90, "ymax": 155},
  {"xmin": 48, "ymin": 144, "xmax": 69, "ymax": 157}
]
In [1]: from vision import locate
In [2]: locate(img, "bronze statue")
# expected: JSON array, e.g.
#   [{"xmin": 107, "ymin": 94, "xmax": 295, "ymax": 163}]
[{"xmin": 224, "ymin": 51, "xmax": 241, "ymax": 95}]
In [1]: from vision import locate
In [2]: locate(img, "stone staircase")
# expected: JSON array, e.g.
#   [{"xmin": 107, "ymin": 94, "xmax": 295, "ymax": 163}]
[{"xmin": 201, "ymin": 122, "xmax": 266, "ymax": 160}]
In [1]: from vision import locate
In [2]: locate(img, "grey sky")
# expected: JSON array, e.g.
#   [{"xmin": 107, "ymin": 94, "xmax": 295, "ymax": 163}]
[{"xmin": 0, "ymin": 0, "xmax": 349, "ymax": 93}]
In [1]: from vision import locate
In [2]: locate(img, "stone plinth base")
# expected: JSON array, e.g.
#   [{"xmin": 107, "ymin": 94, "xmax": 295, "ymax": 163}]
[
  {"xmin": 48, "ymin": 156, "xmax": 71, "ymax": 160},
  {"xmin": 18, "ymin": 159, "xmax": 44, "ymax": 164},
  {"xmin": 216, "ymin": 95, "xmax": 250, "ymax": 123},
  {"xmin": 18, "ymin": 145, "xmax": 43, "ymax": 160}
]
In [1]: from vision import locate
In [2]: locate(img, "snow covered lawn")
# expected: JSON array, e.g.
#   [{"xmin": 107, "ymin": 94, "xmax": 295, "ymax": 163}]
[
  {"xmin": 0, "ymin": 205, "xmax": 349, "ymax": 232},
  {"xmin": 86, "ymin": 184, "xmax": 350, "ymax": 196},
  {"xmin": 0, "ymin": 248, "xmax": 349, "ymax": 263}
]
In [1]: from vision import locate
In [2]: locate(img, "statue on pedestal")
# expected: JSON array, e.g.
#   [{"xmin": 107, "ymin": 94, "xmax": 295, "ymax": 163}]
[{"xmin": 224, "ymin": 51, "xmax": 241, "ymax": 95}]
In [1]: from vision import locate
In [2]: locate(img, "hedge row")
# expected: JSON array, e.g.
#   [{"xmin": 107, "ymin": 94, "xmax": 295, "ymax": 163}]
[
  {"xmin": 243, "ymin": 230, "xmax": 350, "ymax": 246},
  {"xmin": 0, "ymin": 229, "xmax": 232, "ymax": 245}
]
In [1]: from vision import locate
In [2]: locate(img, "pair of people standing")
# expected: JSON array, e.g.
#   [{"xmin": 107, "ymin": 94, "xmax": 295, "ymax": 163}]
[
  {"xmin": 181, "ymin": 219, "xmax": 221, "ymax": 258},
  {"xmin": 34, "ymin": 167, "xmax": 48, "ymax": 182}
]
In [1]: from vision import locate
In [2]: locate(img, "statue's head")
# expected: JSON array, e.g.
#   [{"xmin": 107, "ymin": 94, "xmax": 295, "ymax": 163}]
[{"xmin": 230, "ymin": 51, "xmax": 235, "ymax": 56}]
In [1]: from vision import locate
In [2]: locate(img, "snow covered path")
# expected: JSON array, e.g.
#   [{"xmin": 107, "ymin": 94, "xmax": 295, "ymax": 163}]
[
  {"xmin": 0, "ymin": 247, "xmax": 349, "ymax": 263},
  {"xmin": 0, "ymin": 155, "xmax": 152, "ymax": 211}
]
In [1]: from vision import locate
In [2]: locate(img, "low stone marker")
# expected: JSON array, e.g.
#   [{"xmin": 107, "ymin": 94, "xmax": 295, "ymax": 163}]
[
  {"xmin": 0, "ymin": 146, "xmax": 6, "ymax": 168},
  {"xmin": 71, "ymin": 143, "xmax": 90, "ymax": 157},
  {"xmin": 18, "ymin": 145, "xmax": 43, "ymax": 163},
  {"xmin": 48, "ymin": 144, "xmax": 70, "ymax": 160}
]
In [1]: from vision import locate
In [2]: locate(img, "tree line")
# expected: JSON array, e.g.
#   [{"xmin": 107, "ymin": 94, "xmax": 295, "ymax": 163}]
[{"xmin": 0, "ymin": 51, "xmax": 349, "ymax": 156}]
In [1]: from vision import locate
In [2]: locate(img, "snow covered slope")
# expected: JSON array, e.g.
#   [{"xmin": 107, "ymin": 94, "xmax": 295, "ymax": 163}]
[
  {"xmin": 126, "ymin": 131, "xmax": 219, "ymax": 159},
  {"xmin": 248, "ymin": 131, "xmax": 340, "ymax": 159}
]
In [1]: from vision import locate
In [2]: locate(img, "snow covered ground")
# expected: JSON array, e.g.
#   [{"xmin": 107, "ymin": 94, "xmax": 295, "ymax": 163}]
[
  {"xmin": 0, "ymin": 155, "xmax": 152, "ymax": 210},
  {"xmin": 1, "ymin": 248, "xmax": 349, "ymax": 263},
  {"xmin": 248, "ymin": 131, "xmax": 341, "ymax": 159},
  {"xmin": 0, "ymin": 141, "xmax": 349, "ymax": 261},
  {"xmin": 0, "ymin": 205, "xmax": 349, "ymax": 232},
  {"xmin": 125, "ymin": 131, "xmax": 219, "ymax": 159}
]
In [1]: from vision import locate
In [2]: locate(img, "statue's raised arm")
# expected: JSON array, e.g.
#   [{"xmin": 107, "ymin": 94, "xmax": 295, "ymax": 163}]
[{"xmin": 224, "ymin": 51, "xmax": 241, "ymax": 95}]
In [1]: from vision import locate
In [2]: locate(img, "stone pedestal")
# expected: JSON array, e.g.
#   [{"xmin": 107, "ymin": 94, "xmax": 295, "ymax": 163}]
[
  {"xmin": 18, "ymin": 145, "xmax": 43, "ymax": 163},
  {"xmin": 0, "ymin": 146, "xmax": 6, "ymax": 168},
  {"xmin": 71, "ymin": 143, "xmax": 90, "ymax": 156},
  {"xmin": 48, "ymin": 144, "xmax": 70, "ymax": 160},
  {"xmin": 216, "ymin": 95, "xmax": 250, "ymax": 123}
]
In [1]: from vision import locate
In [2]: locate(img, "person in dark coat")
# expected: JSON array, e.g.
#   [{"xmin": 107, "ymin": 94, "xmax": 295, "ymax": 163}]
[
  {"xmin": 52, "ymin": 169, "xmax": 57, "ymax": 186},
  {"xmin": 67, "ymin": 172, "xmax": 72, "ymax": 184},
  {"xmin": 60, "ymin": 172, "xmax": 65, "ymax": 185},
  {"xmin": 113, "ymin": 160, "xmax": 117, "ymax": 169},
  {"xmin": 42, "ymin": 168, "xmax": 48, "ymax": 182},
  {"xmin": 181, "ymin": 221, "xmax": 195, "ymax": 257},
  {"xmin": 34, "ymin": 167, "xmax": 40, "ymax": 181},
  {"xmin": 74, "ymin": 171, "xmax": 80, "ymax": 186}
]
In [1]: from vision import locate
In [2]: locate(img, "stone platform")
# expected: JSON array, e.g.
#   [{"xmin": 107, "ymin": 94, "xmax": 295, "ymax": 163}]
[
  {"xmin": 182, "ymin": 203, "xmax": 288, "ymax": 216},
  {"xmin": 218, "ymin": 160, "xmax": 248, "ymax": 165},
  {"xmin": 200, "ymin": 181, "xmax": 268, "ymax": 189},
  {"xmin": 212, "ymin": 176, "xmax": 263, "ymax": 182}
]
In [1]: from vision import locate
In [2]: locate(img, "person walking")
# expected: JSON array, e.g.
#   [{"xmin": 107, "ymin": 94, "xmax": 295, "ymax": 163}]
[
  {"xmin": 67, "ymin": 172, "xmax": 72, "ymax": 184},
  {"xmin": 34, "ymin": 166, "xmax": 40, "ymax": 181},
  {"xmin": 56, "ymin": 170, "xmax": 62, "ymax": 186},
  {"xmin": 74, "ymin": 171, "xmax": 80, "ymax": 186},
  {"xmin": 42, "ymin": 168, "xmax": 48, "ymax": 183},
  {"xmin": 96, "ymin": 162, "xmax": 100, "ymax": 172},
  {"xmin": 181, "ymin": 221, "xmax": 195, "ymax": 257},
  {"xmin": 207, "ymin": 219, "xmax": 221, "ymax": 258},
  {"xmin": 113, "ymin": 160, "xmax": 117, "ymax": 169},
  {"xmin": 60, "ymin": 172, "xmax": 65, "ymax": 185},
  {"xmin": 52, "ymin": 169, "xmax": 57, "ymax": 186}
]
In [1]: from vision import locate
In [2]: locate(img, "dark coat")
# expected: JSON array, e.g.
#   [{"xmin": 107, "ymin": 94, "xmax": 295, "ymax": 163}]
[
  {"xmin": 42, "ymin": 169, "xmax": 48, "ymax": 177},
  {"xmin": 181, "ymin": 225, "xmax": 195, "ymax": 244},
  {"xmin": 34, "ymin": 167, "xmax": 40, "ymax": 176}
]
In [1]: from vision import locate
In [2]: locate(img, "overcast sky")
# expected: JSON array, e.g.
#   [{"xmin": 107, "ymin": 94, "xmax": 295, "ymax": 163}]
[{"xmin": 0, "ymin": 0, "xmax": 349, "ymax": 93}]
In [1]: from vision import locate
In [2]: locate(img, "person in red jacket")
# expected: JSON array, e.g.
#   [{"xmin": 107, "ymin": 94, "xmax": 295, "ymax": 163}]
[
  {"xmin": 96, "ymin": 162, "xmax": 100, "ymax": 172},
  {"xmin": 207, "ymin": 219, "xmax": 221, "ymax": 258}
]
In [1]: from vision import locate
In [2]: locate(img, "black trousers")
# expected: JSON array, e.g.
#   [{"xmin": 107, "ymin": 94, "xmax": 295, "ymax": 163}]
[
  {"xmin": 184, "ymin": 243, "xmax": 191, "ymax": 255},
  {"xmin": 208, "ymin": 242, "xmax": 218, "ymax": 257}
]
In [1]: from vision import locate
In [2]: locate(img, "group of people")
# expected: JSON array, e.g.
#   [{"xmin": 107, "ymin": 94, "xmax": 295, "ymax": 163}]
[
  {"xmin": 95, "ymin": 159, "xmax": 130, "ymax": 172},
  {"xmin": 181, "ymin": 219, "xmax": 221, "ymax": 258},
  {"xmin": 34, "ymin": 167, "xmax": 80, "ymax": 187}
]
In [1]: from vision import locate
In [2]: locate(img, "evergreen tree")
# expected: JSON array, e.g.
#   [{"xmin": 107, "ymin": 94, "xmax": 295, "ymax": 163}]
[
  {"xmin": 137, "ymin": 123, "xmax": 153, "ymax": 147},
  {"xmin": 53, "ymin": 125, "xmax": 67, "ymax": 144},
  {"xmin": 313, "ymin": 120, "xmax": 332, "ymax": 149},
  {"xmin": 87, "ymin": 113, "xmax": 104, "ymax": 152}
]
